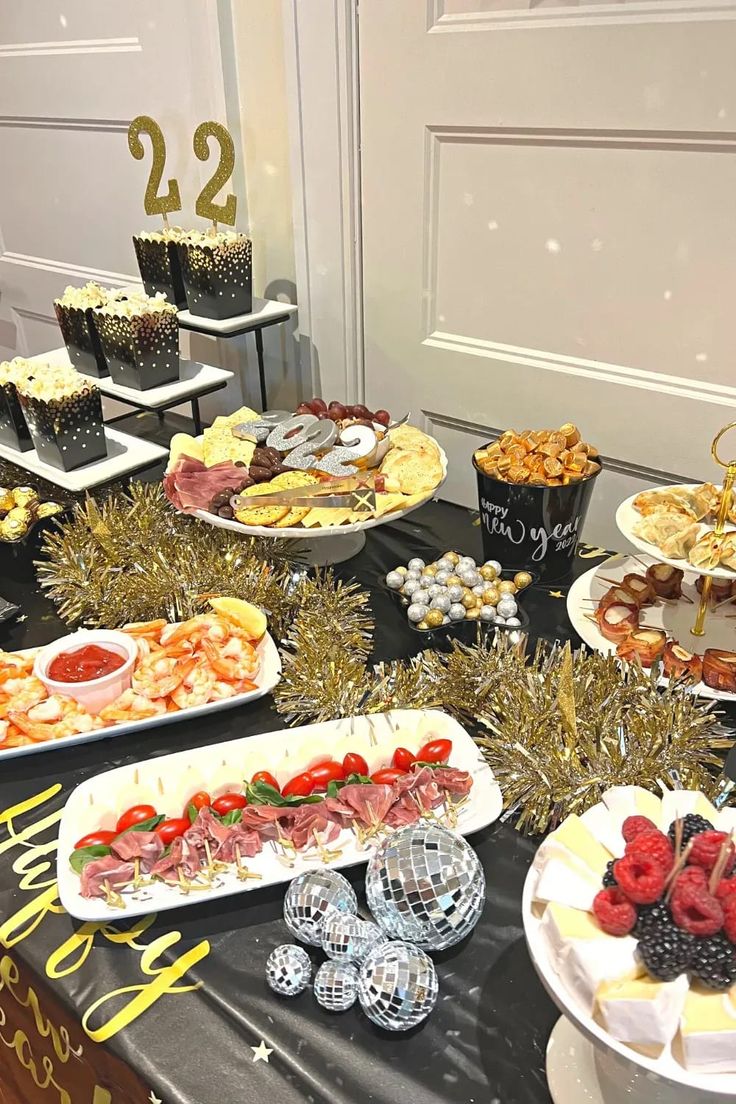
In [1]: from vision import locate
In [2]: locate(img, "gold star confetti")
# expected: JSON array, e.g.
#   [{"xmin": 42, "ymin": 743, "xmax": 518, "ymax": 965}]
[
  {"xmin": 148, "ymin": 1092, "xmax": 162, "ymax": 1104},
  {"xmin": 549, "ymin": 590, "xmax": 565, "ymax": 599},
  {"xmin": 251, "ymin": 1040, "xmax": 273, "ymax": 1064}
]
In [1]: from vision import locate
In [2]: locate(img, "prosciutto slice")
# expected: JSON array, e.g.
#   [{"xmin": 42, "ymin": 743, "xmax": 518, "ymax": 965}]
[
  {"xmin": 150, "ymin": 836, "xmax": 204, "ymax": 881},
  {"xmin": 215, "ymin": 824, "xmax": 263, "ymax": 863},
  {"xmin": 186, "ymin": 807, "xmax": 232, "ymax": 849},
  {"xmin": 285, "ymin": 806, "xmax": 342, "ymax": 850},
  {"xmin": 80, "ymin": 856, "xmax": 136, "ymax": 899},
  {"xmin": 432, "ymin": 766, "xmax": 473, "ymax": 797},
  {"xmin": 337, "ymin": 783, "xmax": 395, "ymax": 828},
  {"xmin": 111, "ymin": 830, "xmax": 164, "ymax": 868},
  {"xmin": 163, "ymin": 455, "xmax": 248, "ymax": 514}
]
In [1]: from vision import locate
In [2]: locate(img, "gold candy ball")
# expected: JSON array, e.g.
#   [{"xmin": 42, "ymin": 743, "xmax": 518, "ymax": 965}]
[
  {"xmin": 424, "ymin": 564, "xmax": 437, "ymax": 576},
  {"xmin": 445, "ymin": 551, "xmax": 460, "ymax": 565},
  {"xmin": 446, "ymin": 575, "xmax": 462, "ymax": 588},
  {"xmin": 417, "ymin": 619, "xmax": 430, "ymax": 630},
  {"xmin": 466, "ymin": 607, "xmax": 480, "ymax": 620},
  {"xmin": 514, "ymin": 571, "xmax": 533, "ymax": 590},
  {"xmin": 480, "ymin": 565, "xmax": 498, "ymax": 582},
  {"xmin": 396, "ymin": 566, "xmax": 408, "ymax": 575},
  {"xmin": 484, "ymin": 587, "xmax": 500, "ymax": 606},
  {"xmin": 461, "ymin": 590, "xmax": 475, "ymax": 609},
  {"xmin": 498, "ymin": 580, "xmax": 517, "ymax": 595},
  {"xmin": 425, "ymin": 609, "xmax": 444, "ymax": 628}
]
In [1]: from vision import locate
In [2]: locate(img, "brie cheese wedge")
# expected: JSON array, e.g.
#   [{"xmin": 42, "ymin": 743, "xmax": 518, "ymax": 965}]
[
  {"xmin": 597, "ymin": 973, "xmax": 688, "ymax": 1050},
  {"xmin": 680, "ymin": 986, "xmax": 736, "ymax": 1074},
  {"xmin": 540, "ymin": 902, "xmax": 639, "ymax": 1011}
]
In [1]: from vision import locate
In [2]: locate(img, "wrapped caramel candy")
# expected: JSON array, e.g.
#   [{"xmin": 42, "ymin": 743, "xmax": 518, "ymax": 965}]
[{"xmin": 474, "ymin": 425, "xmax": 600, "ymax": 487}]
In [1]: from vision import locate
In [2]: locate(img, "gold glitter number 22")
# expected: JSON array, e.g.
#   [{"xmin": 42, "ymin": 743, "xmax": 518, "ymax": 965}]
[
  {"xmin": 193, "ymin": 121, "xmax": 237, "ymax": 225},
  {"xmin": 127, "ymin": 115, "xmax": 182, "ymax": 217}
]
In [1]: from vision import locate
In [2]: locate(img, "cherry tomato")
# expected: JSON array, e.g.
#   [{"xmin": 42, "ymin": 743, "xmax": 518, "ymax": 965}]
[
  {"xmin": 371, "ymin": 768, "xmax": 404, "ymax": 785},
  {"xmin": 252, "ymin": 771, "xmax": 280, "ymax": 792},
  {"xmin": 416, "ymin": 738, "xmax": 452, "ymax": 764},
  {"xmin": 282, "ymin": 772, "xmax": 316, "ymax": 798},
  {"xmin": 343, "ymin": 752, "xmax": 368, "ymax": 776},
  {"xmin": 74, "ymin": 830, "xmax": 116, "ymax": 850},
  {"xmin": 116, "ymin": 804, "xmax": 157, "ymax": 834},
  {"xmin": 154, "ymin": 818, "xmax": 190, "ymax": 845},
  {"xmin": 184, "ymin": 791, "xmax": 211, "ymax": 816},
  {"xmin": 392, "ymin": 747, "xmax": 415, "ymax": 772},
  {"xmin": 308, "ymin": 760, "xmax": 347, "ymax": 792},
  {"xmin": 212, "ymin": 792, "xmax": 248, "ymax": 815}
]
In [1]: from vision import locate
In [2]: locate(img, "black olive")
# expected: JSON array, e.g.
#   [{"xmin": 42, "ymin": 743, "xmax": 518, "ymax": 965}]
[{"xmin": 217, "ymin": 505, "xmax": 235, "ymax": 519}]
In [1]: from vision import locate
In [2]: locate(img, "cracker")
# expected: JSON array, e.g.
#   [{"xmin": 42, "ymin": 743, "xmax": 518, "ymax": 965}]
[
  {"xmin": 202, "ymin": 423, "xmax": 255, "ymax": 468},
  {"xmin": 274, "ymin": 507, "xmax": 310, "ymax": 528},
  {"xmin": 270, "ymin": 471, "xmax": 319, "ymax": 490},
  {"xmin": 234, "ymin": 482, "xmax": 287, "ymax": 527}
]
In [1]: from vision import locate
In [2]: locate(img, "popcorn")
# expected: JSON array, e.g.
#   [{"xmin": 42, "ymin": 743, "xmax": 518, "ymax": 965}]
[
  {"xmin": 16, "ymin": 361, "xmax": 94, "ymax": 403},
  {"xmin": 94, "ymin": 290, "xmax": 177, "ymax": 319},
  {"xmin": 183, "ymin": 229, "xmax": 246, "ymax": 249},
  {"xmin": 54, "ymin": 282, "xmax": 120, "ymax": 311},
  {"xmin": 136, "ymin": 227, "xmax": 190, "ymax": 244},
  {"xmin": 0, "ymin": 358, "xmax": 36, "ymax": 388}
]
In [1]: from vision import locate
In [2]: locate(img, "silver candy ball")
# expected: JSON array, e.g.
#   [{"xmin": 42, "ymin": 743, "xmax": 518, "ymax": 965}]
[
  {"xmin": 449, "ymin": 603, "xmax": 466, "ymax": 621},
  {"xmin": 358, "ymin": 941, "xmax": 439, "ymax": 1031},
  {"xmin": 412, "ymin": 588, "xmax": 430, "ymax": 607},
  {"xmin": 407, "ymin": 602, "xmax": 429, "ymax": 623},
  {"xmin": 458, "ymin": 556, "xmax": 476, "ymax": 570},
  {"xmin": 365, "ymin": 823, "xmax": 485, "ymax": 950},
  {"xmin": 464, "ymin": 571, "xmax": 482, "ymax": 588},
  {"xmin": 402, "ymin": 578, "xmax": 420, "ymax": 597},
  {"xmin": 472, "ymin": 584, "xmax": 486, "ymax": 597},
  {"xmin": 494, "ymin": 615, "xmax": 507, "ymax": 625},
  {"xmin": 266, "ymin": 944, "xmax": 312, "ymax": 996},
  {"xmin": 442, "ymin": 615, "xmax": 451, "ymax": 625},
  {"xmin": 385, "ymin": 571, "xmax": 403, "ymax": 590},
  {"xmin": 314, "ymin": 960, "xmax": 359, "ymax": 1012},
  {"xmin": 435, "ymin": 558, "xmax": 453, "ymax": 573},
  {"xmin": 323, "ymin": 913, "xmax": 383, "ymax": 964},
  {"xmin": 479, "ymin": 604, "xmax": 496, "ymax": 622},
  {"xmin": 435, "ymin": 570, "xmax": 451, "ymax": 585},
  {"xmin": 406, "ymin": 567, "xmax": 422, "ymax": 580},
  {"xmin": 505, "ymin": 616, "xmax": 521, "ymax": 627},
  {"xmin": 509, "ymin": 630, "xmax": 522, "ymax": 645},
  {"xmin": 428, "ymin": 583, "xmax": 446, "ymax": 599},
  {"xmin": 407, "ymin": 558, "xmax": 425, "ymax": 572},
  {"xmin": 497, "ymin": 597, "xmax": 518, "ymax": 618},
  {"xmin": 447, "ymin": 585, "xmax": 464, "ymax": 603},
  {"xmin": 420, "ymin": 573, "xmax": 435, "ymax": 587},
  {"xmin": 283, "ymin": 869, "xmax": 357, "ymax": 946},
  {"xmin": 484, "ymin": 560, "xmax": 502, "ymax": 575},
  {"xmin": 431, "ymin": 593, "xmax": 451, "ymax": 614}
]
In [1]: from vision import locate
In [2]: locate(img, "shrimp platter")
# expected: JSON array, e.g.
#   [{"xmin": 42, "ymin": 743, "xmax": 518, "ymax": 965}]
[{"xmin": 0, "ymin": 599, "xmax": 281, "ymax": 760}]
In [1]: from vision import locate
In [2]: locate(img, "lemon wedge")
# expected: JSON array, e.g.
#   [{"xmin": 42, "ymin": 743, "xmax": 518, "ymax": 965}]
[{"xmin": 208, "ymin": 597, "xmax": 267, "ymax": 640}]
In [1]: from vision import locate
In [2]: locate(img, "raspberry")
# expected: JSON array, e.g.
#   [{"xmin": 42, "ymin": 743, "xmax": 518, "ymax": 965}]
[
  {"xmin": 716, "ymin": 877, "xmax": 736, "ymax": 902},
  {"xmin": 671, "ymin": 884, "xmax": 724, "ymax": 937},
  {"xmin": 625, "ymin": 830, "xmax": 674, "ymax": 875},
  {"xmin": 613, "ymin": 852, "xmax": 666, "ymax": 904},
  {"xmin": 689, "ymin": 831, "xmax": 735, "ymax": 875},
  {"xmin": 724, "ymin": 898, "xmax": 736, "ymax": 944},
  {"xmin": 622, "ymin": 815, "xmax": 656, "ymax": 843},
  {"xmin": 593, "ymin": 887, "xmax": 637, "ymax": 936},
  {"xmin": 675, "ymin": 866, "xmax": 708, "ymax": 892}
]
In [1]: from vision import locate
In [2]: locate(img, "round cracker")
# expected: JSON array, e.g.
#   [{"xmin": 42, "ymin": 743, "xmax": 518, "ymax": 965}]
[
  {"xmin": 235, "ymin": 481, "xmax": 288, "ymax": 527},
  {"xmin": 274, "ymin": 507, "xmax": 310, "ymax": 527},
  {"xmin": 270, "ymin": 471, "xmax": 319, "ymax": 490}
]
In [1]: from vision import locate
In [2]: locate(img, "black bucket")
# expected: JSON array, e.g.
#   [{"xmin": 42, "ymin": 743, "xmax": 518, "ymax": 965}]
[
  {"xmin": 94, "ymin": 309, "xmax": 180, "ymax": 391},
  {"xmin": 133, "ymin": 236, "xmax": 187, "ymax": 308},
  {"xmin": 0, "ymin": 382, "xmax": 33, "ymax": 452},
  {"xmin": 18, "ymin": 386, "xmax": 107, "ymax": 472},
  {"xmin": 177, "ymin": 237, "xmax": 253, "ymax": 320},
  {"xmin": 54, "ymin": 302, "xmax": 109, "ymax": 378},
  {"xmin": 474, "ymin": 452, "xmax": 601, "ymax": 583}
]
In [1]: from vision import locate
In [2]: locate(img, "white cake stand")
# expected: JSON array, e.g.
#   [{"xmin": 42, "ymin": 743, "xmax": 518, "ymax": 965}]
[
  {"xmin": 523, "ymin": 867, "xmax": 736, "ymax": 1104},
  {"xmin": 191, "ymin": 447, "xmax": 448, "ymax": 565}
]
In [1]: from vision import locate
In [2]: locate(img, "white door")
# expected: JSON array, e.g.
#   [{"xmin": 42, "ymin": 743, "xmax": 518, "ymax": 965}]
[
  {"xmin": 0, "ymin": 1, "xmax": 250, "ymax": 417},
  {"xmin": 358, "ymin": 1, "xmax": 736, "ymax": 547}
]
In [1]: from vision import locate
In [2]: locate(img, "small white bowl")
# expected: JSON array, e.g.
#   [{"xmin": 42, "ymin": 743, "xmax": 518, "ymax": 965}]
[{"xmin": 34, "ymin": 630, "xmax": 137, "ymax": 715}]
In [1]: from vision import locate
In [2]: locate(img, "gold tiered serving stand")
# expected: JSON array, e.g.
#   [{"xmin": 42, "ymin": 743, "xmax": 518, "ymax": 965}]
[{"xmin": 690, "ymin": 420, "xmax": 736, "ymax": 637}]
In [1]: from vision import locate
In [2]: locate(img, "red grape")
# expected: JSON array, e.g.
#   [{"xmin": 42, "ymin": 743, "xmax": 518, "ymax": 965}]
[
  {"xmin": 352, "ymin": 404, "xmax": 370, "ymax": 419},
  {"xmin": 374, "ymin": 409, "xmax": 391, "ymax": 426},
  {"xmin": 296, "ymin": 402, "xmax": 313, "ymax": 415},
  {"xmin": 316, "ymin": 410, "xmax": 331, "ymax": 419},
  {"xmin": 329, "ymin": 402, "xmax": 347, "ymax": 420},
  {"xmin": 311, "ymin": 397, "xmax": 327, "ymax": 413}
]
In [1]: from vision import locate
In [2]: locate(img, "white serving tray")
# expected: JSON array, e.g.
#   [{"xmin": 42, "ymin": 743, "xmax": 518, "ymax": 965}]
[
  {"xmin": 57, "ymin": 708, "xmax": 502, "ymax": 921},
  {"xmin": 567, "ymin": 555, "xmax": 736, "ymax": 702},
  {"xmin": 177, "ymin": 296, "xmax": 297, "ymax": 336},
  {"xmin": 523, "ymin": 815, "xmax": 736, "ymax": 1098},
  {"xmin": 616, "ymin": 486, "xmax": 736, "ymax": 581},
  {"xmin": 0, "ymin": 632, "xmax": 281, "ymax": 761},
  {"xmin": 0, "ymin": 427, "xmax": 167, "ymax": 491}
]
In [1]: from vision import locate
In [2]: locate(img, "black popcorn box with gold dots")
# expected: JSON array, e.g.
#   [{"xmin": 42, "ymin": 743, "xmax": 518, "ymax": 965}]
[
  {"xmin": 54, "ymin": 302, "xmax": 109, "ymax": 378},
  {"xmin": 17, "ymin": 380, "xmax": 107, "ymax": 472},
  {"xmin": 177, "ymin": 234, "xmax": 253, "ymax": 320},
  {"xmin": 0, "ymin": 380, "xmax": 33, "ymax": 452},
  {"xmin": 93, "ymin": 306, "xmax": 180, "ymax": 391},
  {"xmin": 132, "ymin": 233, "xmax": 188, "ymax": 308}
]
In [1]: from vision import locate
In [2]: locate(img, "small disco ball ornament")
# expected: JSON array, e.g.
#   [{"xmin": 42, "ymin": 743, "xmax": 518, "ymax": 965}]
[
  {"xmin": 358, "ymin": 940, "xmax": 438, "ymax": 1031},
  {"xmin": 283, "ymin": 868, "xmax": 357, "ymax": 946},
  {"xmin": 266, "ymin": 944, "xmax": 312, "ymax": 997},
  {"xmin": 322, "ymin": 912, "xmax": 384, "ymax": 965},
  {"xmin": 365, "ymin": 823, "xmax": 485, "ymax": 950},
  {"xmin": 314, "ymin": 960, "xmax": 359, "ymax": 1012}
]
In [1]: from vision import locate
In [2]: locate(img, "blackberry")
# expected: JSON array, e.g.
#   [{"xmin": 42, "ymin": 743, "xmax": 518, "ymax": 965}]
[
  {"xmin": 667, "ymin": 813, "xmax": 714, "ymax": 848},
  {"xmin": 602, "ymin": 859, "xmax": 617, "ymax": 889},
  {"xmin": 633, "ymin": 901, "xmax": 671, "ymax": 939},
  {"xmin": 690, "ymin": 933, "xmax": 736, "ymax": 991},
  {"xmin": 636, "ymin": 910, "xmax": 694, "ymax": 981}
]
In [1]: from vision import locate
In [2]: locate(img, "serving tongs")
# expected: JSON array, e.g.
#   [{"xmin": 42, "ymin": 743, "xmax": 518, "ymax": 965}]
[{"xmin": 230, "ymin": 474, "xmax": 382, "ymax": 512}]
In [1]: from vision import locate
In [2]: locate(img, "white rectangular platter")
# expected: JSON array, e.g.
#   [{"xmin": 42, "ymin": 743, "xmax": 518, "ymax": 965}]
[
  {"xmin": 57, "ymin": 708, "xmax": 502, "ymax": 921},
  {"xmin": 0, "ymin": 633, "xmax": 281, "ymax": 761},
  {"xmin": 0, "ymin": 427, "xmax": 167, "ymax": 491}
]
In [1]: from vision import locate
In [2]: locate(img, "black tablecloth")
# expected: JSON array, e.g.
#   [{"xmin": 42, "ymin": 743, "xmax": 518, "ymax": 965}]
[{"xmin": 0, "ymin": 417, "xmax": 620, "ymax": 1104}]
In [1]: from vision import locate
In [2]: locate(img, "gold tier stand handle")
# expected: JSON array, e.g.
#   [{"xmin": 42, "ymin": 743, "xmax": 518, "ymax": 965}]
[{"xmin": 691, "ymin": 421, "xmax": 736, "ymax": 636}]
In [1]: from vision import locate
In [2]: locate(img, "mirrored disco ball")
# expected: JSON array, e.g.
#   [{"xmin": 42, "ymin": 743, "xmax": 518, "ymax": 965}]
[
  {"xmin": 365, "ymin": 823, "xmax": 485, "ymax": 950},
  {"xmin": 322, "ymin": 912, "xmax": 384, "ymax": 965},
  {"xmin": 314, "ymin": 960, "xmax": 359, "ymax": 1012},
  {"xmin": 283, "ymin": 868, "xmax": 358, "ymax": 946},
  {"xmin": 266, "ymin": 944, "xmax": 312, "ymax": 997},
  {"xmin": 358, "ymin": 940, "xmax": 438, "ymax": 1031}
]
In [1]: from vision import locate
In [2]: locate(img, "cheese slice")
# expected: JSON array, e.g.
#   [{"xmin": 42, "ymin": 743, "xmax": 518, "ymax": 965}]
[
  {"xmin": 602, "ymin": 785, "xmax": 662, "ymax": 825},
  {"xmin": 718, "ymin": 806, "xmax": 736, "ymax": 836},
  {"xmin": 580, "ymin": 803, "xmax": 625, "ymax": 857},
  {"xmin": 660, "ymin": 789, "xmax": 718, "ymax": 833},
  {"xmin": 680, "ymin": 987, "xmax": 736, "ymax": 1074},
  {"xmin": 540, "ymin": 902, "xmax": 639, "ymax": 1010},
  {"xmin": 534, "ymin": 814, "xmax": 612, "ymax": 878},
  {"xmin": 534, "ymin": 856, "xmax": 601, "ymax": 911},
  {"xmin": 597, "ymin": 973, "xmax": 687, "ymax": 1050}
]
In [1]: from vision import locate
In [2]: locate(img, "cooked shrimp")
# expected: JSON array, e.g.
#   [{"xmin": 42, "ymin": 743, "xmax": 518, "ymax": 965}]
[
  {"xmin": 160, "ymin": 614, "xmax": 231, "ymax": 648},
  {"xmin": 170, "ymin": 664, "xmax": 216, "ymax": 709},
  {"xmin": 121, "ymin": 620, "xmax": 168, "ymax": 638},
  {"xmin": 98, "ymin": 689, "xmax": 166, "ymax": 724},
  {"xmin": 9, "ymin": 708, "xmax": 98, "ymax": 743},
  {"xmin": 0, "ymin": 677, "xmax": 47, "ymax": 718},
  {"xmin": 201, "ymin": 638, "xmax": 258, "ymax": 683},
  {"xmin": 132, "ymin": 653, "xmax": 197, "ymax": 699}
]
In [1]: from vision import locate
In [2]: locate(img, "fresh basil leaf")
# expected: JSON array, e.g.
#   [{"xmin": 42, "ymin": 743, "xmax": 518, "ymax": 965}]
[
  {"xmin": 187, "ymin": 803, "xmax": 199, "ymax": 824},
  {"xmin": 345, "ymin": 772, "xmax": 372, "ymax": 785},
  {"xmin": 326, "ymin": 780, "xmax": 341, "ymax": 798},
  {"xmin": 220, "ymin": 809, "xmax": 243, "ymax": 826},
  {"xmin": 69, "ymin": 844, "xmax": 111, "ymax": 874},
  {"xmin": 116, "ymin": 814, "xmax": 165, "ymax": 836}
]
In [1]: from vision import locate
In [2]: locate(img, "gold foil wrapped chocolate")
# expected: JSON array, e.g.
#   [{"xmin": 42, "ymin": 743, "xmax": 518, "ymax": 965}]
[
  {"xmin": 474, "ymin": 425, "xmax": 600, "ymax": 487},
  {"xmin": 12, "ymin": 486, "xmax": 39, "ymax": 510},
  {"xmin": 0, "ymin": 483, "xmax": 64, "ymax": 542},
  {"xmin": 36, "ymin": 501, "xmax": 64, "ymax": 520}
]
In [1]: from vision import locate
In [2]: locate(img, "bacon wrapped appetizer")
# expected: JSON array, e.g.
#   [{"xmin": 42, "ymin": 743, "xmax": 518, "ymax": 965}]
[
  {"xmin": 597, "ymin": 586, "xmax": 640, "ymax": 615},
  {"xmin": 621, "ymin": 573, "xmax": 656, "ymax": 606},
  {"xmin": 661, "ymin": 641, "xmax": 703, "ymax": 682},
  {"xmin": 695, "ymin": 576, "xmax": 734, "ymax": 605},
  {"xmin": 595, "ymin": 603, "xmax": 639, "ymax": 643},
  {"xmin": 616, "ymin": 628, "xmax": 667, "ymax": 668},
  {"xmin": 645, "ymin": 563, "xmax": 684, "ymax": 600},
  {"xmin": 702, "ymin": 649, "xmax": 736, "ymax": 693}
]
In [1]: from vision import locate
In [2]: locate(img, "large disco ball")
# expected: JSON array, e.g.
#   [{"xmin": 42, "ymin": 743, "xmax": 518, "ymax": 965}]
[
  {"xmin": 314, "ymin": 960, "xmax": 359, "ymax": 1012},
  {"xmin": 322, "ymin": 913, "xmax": 383, "ymax": 965},
  {"xmin": 283, "ymin": 868, "xmax": 357, "ymax": 946},
  {"xmin": 265, "ymin": 944, "xmax": 312, "ymax": 997},
  {"xmin": 365, "ymin": 823, "xmax": 485, "ymax": 950},
  {"xmin": 358, "ymin": 940, "xmax": 438, "ymax": 1031}
]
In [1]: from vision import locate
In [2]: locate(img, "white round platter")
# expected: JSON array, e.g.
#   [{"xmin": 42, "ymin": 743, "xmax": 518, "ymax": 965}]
[
  {"xmin": 566, "ymin": 554, "xmax": 736, "ymax": 702},
  {"xmin": 191, "ymin": 443, "xmax": 448, "ymax": 565},
  {"xmin": 616, "ymin": 486, "xmax": 736, "ymax": 581},
  {"xmin": 523, "ymin": 862, "xmax": 736, "ymax": 1100}
]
